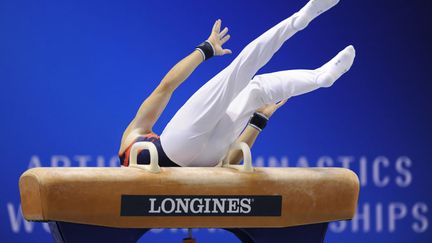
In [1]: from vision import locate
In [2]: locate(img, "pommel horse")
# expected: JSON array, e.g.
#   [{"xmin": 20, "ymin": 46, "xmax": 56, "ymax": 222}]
[{"xmin": 19, "ymin": 142, "xmax": 359, "ymax": 243}]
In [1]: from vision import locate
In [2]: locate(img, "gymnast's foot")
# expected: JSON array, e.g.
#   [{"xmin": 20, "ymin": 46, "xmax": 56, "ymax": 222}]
[
  {"xmin": 292, "ymin": 0, "xmax": 340, "ymax": 30},
  {"xmin": 315, "ymin": 45, "xmax": 356, "ymax": 87}
]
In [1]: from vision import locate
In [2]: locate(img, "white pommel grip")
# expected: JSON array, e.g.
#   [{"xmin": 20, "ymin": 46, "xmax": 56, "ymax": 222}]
[
  {"xmin": 128, "ymin": 142, "xmax": 160, "ymax": 173},
  {"xmin": 222, "ymin": 142, "xmax": 254, "ymax": 172}
]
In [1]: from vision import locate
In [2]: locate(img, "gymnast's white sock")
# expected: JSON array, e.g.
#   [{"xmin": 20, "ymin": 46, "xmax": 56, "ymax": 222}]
[
  {"xmin": 315, "ymin": 45, "xmax": 356, "ymax": 87},
  {"xmin": 293, "ymin": 0, "xmax": 340, "ymax": 30}
]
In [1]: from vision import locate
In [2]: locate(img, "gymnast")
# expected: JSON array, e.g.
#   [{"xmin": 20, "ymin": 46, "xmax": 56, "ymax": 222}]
[{"xmin": 119, "ymin": 0, "xmax": 355, "ymax": 167}]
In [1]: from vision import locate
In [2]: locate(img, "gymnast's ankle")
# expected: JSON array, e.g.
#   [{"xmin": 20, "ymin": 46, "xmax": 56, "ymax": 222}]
[
  {"xmin": 292, "ymin": 0, "xmax": 340, "ymax": 30},
  {"xmin": 315, "ymin": 45, "xmax": 356, "ymax": 87}
]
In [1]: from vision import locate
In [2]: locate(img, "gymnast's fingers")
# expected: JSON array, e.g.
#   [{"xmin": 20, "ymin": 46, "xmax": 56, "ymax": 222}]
[
  {"xmin": 213, "ymin": 19, "xmax": 221, "ymax": 33},
  {"xmin": 221, "ymin": 34, "xmax": 231, "ymax": 45},
  {"xmin": 211, "ymin": 19, "xmax": 221, "ymax": 34},
  {"xmin": 219, "ymin": 27, "xmax": 229, "ymax": 39},
  {"xmin": 223, "ymin": 49, "xmax": 232, "ymax": 55},
  {"xmin": 212, "ymin": 19, "xmax": 219, "ymax": 33}
]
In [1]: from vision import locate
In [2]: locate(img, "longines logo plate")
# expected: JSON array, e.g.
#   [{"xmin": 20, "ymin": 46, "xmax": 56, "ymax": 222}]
[{"xmin": 121, "ymin": 195, "xmax": 282, "ymax": 216}]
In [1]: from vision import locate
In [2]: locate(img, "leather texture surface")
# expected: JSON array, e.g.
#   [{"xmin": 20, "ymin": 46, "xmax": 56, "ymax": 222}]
[{"xmin": 19, "ymin": 167, "xmax": 359, "ymax": 228}]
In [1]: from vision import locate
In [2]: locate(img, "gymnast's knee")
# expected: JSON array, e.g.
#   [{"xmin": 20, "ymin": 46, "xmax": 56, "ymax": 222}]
[{"xmin": 249, "ymin": 79, "xmax": 273, "ymax": 104}]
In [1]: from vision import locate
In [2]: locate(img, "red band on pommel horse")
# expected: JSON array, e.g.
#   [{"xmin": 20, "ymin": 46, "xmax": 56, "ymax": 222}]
[{"xmin": 19, "ymin": 142, "xmax": 359, "ymax": 243}]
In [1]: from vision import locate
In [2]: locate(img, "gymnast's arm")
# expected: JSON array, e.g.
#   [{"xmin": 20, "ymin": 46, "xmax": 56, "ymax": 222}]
[
  {"xmin": 119, "ymin": 19, "xmax": 232, "ymax": 153},
  {"xmin": 134, "ymin": 51, "xmax": 203, "ymax": 130},
  {"xmin": 226, "ymin": 100, "xmax": 288, "ymax": 165}
]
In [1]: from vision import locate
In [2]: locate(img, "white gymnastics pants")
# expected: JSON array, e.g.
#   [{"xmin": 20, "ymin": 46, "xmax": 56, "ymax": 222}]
[{"xmin": 161, "ymin": 12, "xmax": 336, "ymax": 167}]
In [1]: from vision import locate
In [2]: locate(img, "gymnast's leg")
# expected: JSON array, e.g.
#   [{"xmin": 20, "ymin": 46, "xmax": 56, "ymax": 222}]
[
  {"xmin": 189, "ymin": 45, "xmax": 355, "ymax": 165},
  {"xmin": 161, "ymin": 0, "xmax": 341, "ymax": 165},
  {"xmin": 226, "ymin": 45, "xmax": 356, "ymax": 122}
]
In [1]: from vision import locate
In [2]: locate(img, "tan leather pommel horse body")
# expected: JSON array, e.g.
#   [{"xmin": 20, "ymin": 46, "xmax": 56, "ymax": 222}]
[{"xmin": 19, "ymin": 142, "xmax": 360, "ymax": 243}]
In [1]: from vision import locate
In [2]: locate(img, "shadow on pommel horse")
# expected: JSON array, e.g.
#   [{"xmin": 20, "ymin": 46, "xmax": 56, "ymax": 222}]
[{"xmin": 19, "ymin": 142, "xmax": 359, "ymax": 243}]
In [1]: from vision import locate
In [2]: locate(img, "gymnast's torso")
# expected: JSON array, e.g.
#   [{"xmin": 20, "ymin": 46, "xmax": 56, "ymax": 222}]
[{"xmin": 119, "ymin": 133, "xmax": 179, "ymax": 167}]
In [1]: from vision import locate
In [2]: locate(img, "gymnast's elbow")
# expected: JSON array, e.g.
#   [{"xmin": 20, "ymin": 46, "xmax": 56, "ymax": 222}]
[
  {"xmin": 156, "ymin": 80, "xmax": 176, "ymax": 93},
  {"xmin": 158, "ymin": 73, "xmax": 186, "ymax": 93}
]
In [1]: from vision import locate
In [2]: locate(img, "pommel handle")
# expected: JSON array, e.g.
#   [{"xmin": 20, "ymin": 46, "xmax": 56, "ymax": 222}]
[
  {"xmin": 128, "ymin": 142, "xmax": 160, "ymax": 173},
  {"xmin": 221, "ymin": 142, "xmax": 254, "ymax": 172}
]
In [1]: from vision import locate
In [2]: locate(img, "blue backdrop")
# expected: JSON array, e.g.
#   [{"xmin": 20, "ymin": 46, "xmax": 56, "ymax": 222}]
[{"xmin": 1, "ymin": 0, "xmax": 431, "ymax": 242}]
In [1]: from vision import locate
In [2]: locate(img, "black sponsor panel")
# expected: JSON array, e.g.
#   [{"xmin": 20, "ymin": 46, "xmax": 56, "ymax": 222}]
[{"xmin": 121, "ymin": 195, "xmax": 282, "ymax": 216}]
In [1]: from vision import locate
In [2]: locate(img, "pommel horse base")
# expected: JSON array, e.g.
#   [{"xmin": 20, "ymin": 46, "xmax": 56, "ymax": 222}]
[{"xmin": 19, "ymin": 142, "xmax": 359, "ymax": 242}]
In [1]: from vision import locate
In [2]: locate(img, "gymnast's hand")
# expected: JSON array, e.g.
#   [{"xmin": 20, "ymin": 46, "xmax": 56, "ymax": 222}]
[
  {"xmin": 207, "ymin": 19, "xmax": 232, "ymax": 56},
  {"xmin": 256, "ymin": 99, "xmax": 288, "ymax": 118}
]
